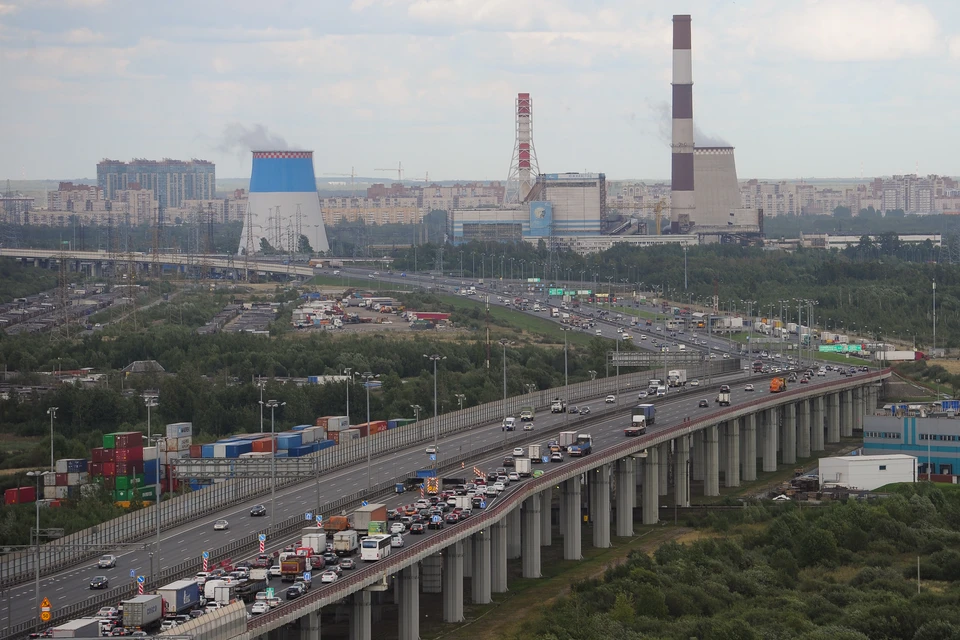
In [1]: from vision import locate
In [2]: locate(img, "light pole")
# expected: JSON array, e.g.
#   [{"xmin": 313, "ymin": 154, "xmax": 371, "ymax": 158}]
[
  {"xmin": 343, "ymin": 368, "xmax": 353, "ymax": 422},
  {"xmin": 683, "ymin": 246, "xmax": 688, "ymax": 291},
  {"xmin": 562, "ymin": 327, "xmax": 570, "ymax": 424},
  {"xmin": 423, "ymin": 355, "xmax": 445, "ymax": 473},
  {"xmin": 358, "ymin": 372, "xmax": 378, "ymax": 488},
  {"xmin": 144, "ymin": 397, "xmax": 160, "ymax": 583},
  {"xmin": 263, "ymin": 399, "xmax": 284, "ymax": 532},
  {"xmin": 499, "ymin": 340, "xmax": 513, "ymax": 445},
  {"xmin": 26, "ymin": 470, "xmax": 49, "ymax": 614},
  {"xmin": 411, "ymin": 404, "xmax": 422, "ymax": 424},
  {"xmin": 257, "ymin": 377, "xmax": 265, "ymax": 433},
  {"xmin": 46, "ymin": 407, "xmax": 57, "ymax": 471},
  {"xmin": 455, "ymin": 394, "xmax": 466, "ymax": 411}
]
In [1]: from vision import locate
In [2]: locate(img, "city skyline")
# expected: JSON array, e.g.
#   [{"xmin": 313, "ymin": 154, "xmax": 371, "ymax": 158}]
[{"xmin": 1, "ymin": 0, "xmax": 959, "ymax": 181}]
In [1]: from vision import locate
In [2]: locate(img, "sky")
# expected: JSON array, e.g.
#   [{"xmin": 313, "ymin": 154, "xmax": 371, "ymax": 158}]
[{"xmin": 1, "ymin": 0, "xmax": 959, "ymax": 182}]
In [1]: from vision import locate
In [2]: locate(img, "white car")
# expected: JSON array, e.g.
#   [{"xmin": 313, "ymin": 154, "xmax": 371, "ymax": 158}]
[
  {"xmin": 637, "ymin": 391, "xmax": 648, "ymax": 399},
  {"xmin": 213, "ymin": 519, "xmax": 229, "ymax": 531},
  {"xmin": 508, "ymin": 472, "xmax": 520, "ymax": 482},
  {"xmin": 523, "ymin": 422, "xmax": 534, "ymax": 431},
  {"xmin": 390, "ymin": 521, "xmax": 406, "ymax": 534},
  {"xmin": 194, "ymin": 572, "xmax": 210, "ymax": 586},
  {"xmin": 97, "ymin": 555, "xmax": 117, "ymax": 569},
  {"xmin": 251, "ymin": 602, "xmax": 269, "ymax": 615},
  {"xmin": 320, "ymin": 571, "xmax": 338, "ymax": 583},
  {"xmin": 513, "ymin": 447, "xmax": 525, "ymax": 457},
  {"xmin": 425, "ymin": 446, "xmax": 437, "ymax": 455},
  {"xmin": 744, "ymin": 384, "xmax": 755, "ymax": 392},
  {"xmin": 605, "ymin": 395, "xmax": 616, "ymax": 403},
  {"xmin": 268, "ymin": 565, "xmax": 282, "ymax": 578},
  {"xmin": 493, "ymin": 482, "xmax": 506, "ymax": 492},
  {"xmin": 391, "ymin": 535, "xmax": 404, "ymax": 548},
  {"xmin": 689, "ymin": 379, "xmax": 700, "ymax": 387}
]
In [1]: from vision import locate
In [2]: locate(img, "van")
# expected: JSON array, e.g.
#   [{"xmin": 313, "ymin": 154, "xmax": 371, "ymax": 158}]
[
  {"xmin": 595, "ymin": 329, "xmax": 602, "ymax": 336},
  {"xmin": 502, "ymin": 417, "xmax": 516, "ymax": 431},
  {"xmin": 678, "ymin": 344, "xmax": 685, "ymax": 351}
]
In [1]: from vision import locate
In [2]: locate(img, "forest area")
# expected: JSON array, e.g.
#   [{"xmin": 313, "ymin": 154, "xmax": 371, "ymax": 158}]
[{"xmin": 516, "ymin": 484, "xmax": 960, "ymax": 640}]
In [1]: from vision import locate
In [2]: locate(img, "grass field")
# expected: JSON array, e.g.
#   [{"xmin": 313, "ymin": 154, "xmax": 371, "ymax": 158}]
[{"xmin": 436, "ymin": 295, "xmax": 594, "ymax": 346}]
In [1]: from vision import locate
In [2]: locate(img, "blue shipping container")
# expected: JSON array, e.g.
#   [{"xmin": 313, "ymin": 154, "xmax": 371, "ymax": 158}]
[
  {"xmin": 308, "ymin": 376, "xmax": 321, "ymax": 383},
  {"xmin": 316, "ymin": 440, "xmax": 335, "ymax": 451},
  {"xmin": 942, "ymin": 400, "xmax": 960, "ymax": 412},
  {"xmin": 274, "ymin": 451, "xmax": 289, "ymax": 458},
  {"xmin": 276, "ymin": 433, "xmax": 302, "ymax": 449},
  {"xmin": 291, "ymin": 425, "xmax": 313, "ymax": 432},
  {"xmin": 66, "ymin": 459, "xmax": 88, "ymax": 473},
  {"xmin": 201, "ymin": 444, "xmax": 215, "ymax": 458},
  {"xmin": 387, "ymin": 420, "xmax": 400, "ymax": 430},
  {"xmin": 223, "ymin": 442, "xmax": 253, "ymax": 458},
  {"xmin": 287, "ymin": 445, "xmax": 313, "ymax": 457}
]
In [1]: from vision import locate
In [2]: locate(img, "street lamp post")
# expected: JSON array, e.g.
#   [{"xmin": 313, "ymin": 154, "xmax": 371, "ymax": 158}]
[
  {"xmin": 26, "ymin": 470, "xmax": 49, "ymax": 614},
  {"xmin": 263, "ymin": 399, "xmax": 285, "ymax": 532},
  {"xmin": 423, "ymin": 355, "xmax": 445, "ymax": 474},
  {"xmin": 358, "ymin": 373, "xmax": 378, "ymax": 489},
  {"xmin": 455, "ymin": 394, "xmax": 466, "ymax": 411},
  {"xmin": 144, "ymin": 397, "xmax": 160, "ymax": 583},
  {"xmin": 343, "ymin": 368, "xmax": 353, "ymax": 422},
  {"xmin": 411, "ymin": 404, "xmax": 422, "ymax": 425},
  {"xmin": 257, "ymin": 377, "xmax": 265, "ymax": 433},
  {"xmin": 499, "ymin": 340, "xmax": 513, "ymax": 446},
  {"xmin": 46, "ymin": 407, "xmax": 58, "ymax": 471},
  {"xmin": 562, "ymin": 328, "xmax": 570, "ymax": 424}
]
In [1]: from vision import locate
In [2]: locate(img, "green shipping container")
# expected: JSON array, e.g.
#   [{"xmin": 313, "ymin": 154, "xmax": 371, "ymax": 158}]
[
  {"xmin": 115, "ymin": 476, "xmax": 131, "ymax": 491},
  {"xmin": 394, "ymin": 419, "xmax": 416, "ymax": 427},
  {"xmin": 138, "ymin": 486, "xmax": 157, "ymax": 500},
  {"xmin": 114, "ymin": 489, "xmax": 130, "ymax": 501},
  {"xmin": 103, "ymin": 434, "xmax": 117, "ymax": 449},
  {"xmin": 134, "ymin": 474, "xmax": 145, "ymax": 487}
]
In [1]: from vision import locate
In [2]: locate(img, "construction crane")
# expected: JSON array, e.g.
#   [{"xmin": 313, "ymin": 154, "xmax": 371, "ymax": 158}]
[
  {"xmin": 375, "ymin": 161, "xmax": 404, "ymax": 182},
  {"xmin": 319, "ymin": 167, "xmax": 358, "ymax": 196},
  {"xmin": 408, "ymin": 172, "xmax": 431, "ymax": 184}
]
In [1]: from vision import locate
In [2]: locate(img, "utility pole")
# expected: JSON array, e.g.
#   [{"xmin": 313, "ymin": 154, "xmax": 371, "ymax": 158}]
[
  {"xmin": 47, "ymin": 407, "xmax": 58, "ymax": 472},
  {"xmin": 263, "ymin": 399, "xmax": 284, "ymax": 532}
]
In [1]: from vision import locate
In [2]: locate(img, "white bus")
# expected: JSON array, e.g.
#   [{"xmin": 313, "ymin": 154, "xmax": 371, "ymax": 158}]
[{"xmin": 360, "ymin": 534, "xmax": 392, "ymax": 562}]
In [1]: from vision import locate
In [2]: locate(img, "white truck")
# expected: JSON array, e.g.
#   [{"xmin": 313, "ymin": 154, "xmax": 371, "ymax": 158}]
[
  {"xmin": 667, "ymin": 369, "xmax": 687, "ymax": 388},
  {"xmin": 559, "ymin": 431, "xmax": 578, "ymax": 451},
  {"xmin": 551, "ymin": 398, "xmax": 567, "ymax": 413},
  {"xmin": 550, "ymin": 308, "xmax": 560, "ymax": 318},
  {"xmin": 301, "ymin": 529, "xmax": 327, "ymax": 554},
  {"xmin": 515, "ymin": 458, "xmax": 532, "ymax": 477},
  {"xmin": 528, "ymin": 444, "xmax": 542, "ymax": 462},
  {"xmin": 333, "ymin": 530, "xmax": 359, "ymax": 557},
  {"xmin": 647, "ymin": 379, "xmax": 662, "ymax": 394}
]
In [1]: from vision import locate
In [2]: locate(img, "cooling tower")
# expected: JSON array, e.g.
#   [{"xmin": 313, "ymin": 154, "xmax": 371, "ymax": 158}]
[
  {"xmin": 671, "ymin": 14, "xmax": 695, "ymax": 234},
  {"xmin": 238, "ymin": 150, "xmax": 330, "ymax": 256},
  {"xmin": 693, "ymin": 147, "xmax": 740, "ymax": 226}
]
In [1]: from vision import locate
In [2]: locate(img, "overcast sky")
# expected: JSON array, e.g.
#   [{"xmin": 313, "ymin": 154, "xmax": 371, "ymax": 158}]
[{"xmin": 1, "ymin": 0, "xmax": 958, "ymax": 182}]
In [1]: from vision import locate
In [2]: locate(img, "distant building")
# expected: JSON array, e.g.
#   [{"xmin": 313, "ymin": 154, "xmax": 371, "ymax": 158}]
[
  {"xmin": 863, "ymin": 415, "xmax": 960, "ymax": 475},
  {"xmin": 97, "ymin": 158, "xmax": 215, "ymax": 209}
]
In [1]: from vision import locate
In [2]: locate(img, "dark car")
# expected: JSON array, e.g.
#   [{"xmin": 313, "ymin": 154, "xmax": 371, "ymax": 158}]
[
  {"xmin": 90, "ymin": 575, "xmax": 109, "ymax": 590},
  {"xmin": 719, "ymin": 385, "xmax": 731, "ymax": 393},
  {"xmin": 285, "ymin": 585, "xmax": 305, "ymax": 600},
  {"xmin": 409, "ymin": 523, "xmax": 425, "ymax": 535},
  {"xmin": 502, "ymin": 456, "xmax": 515, "ymax": 467},
  {"xmin": 250, "ymin": 504, "xmax": 267, "ymax": 517},
  {"xmin": 698, "ymin": 399, "xmax": 709, "ymax": 408},
  {"xmin": 427, "ymin": 518, "xmax": 445, "ymax": 530},
  {"xmin": 444, "ymin": 513, "xmax": 460, "ymax": 524}
]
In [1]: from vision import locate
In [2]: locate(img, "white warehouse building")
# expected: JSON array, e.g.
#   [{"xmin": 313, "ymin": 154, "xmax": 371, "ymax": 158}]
[{"xmin": 818, "ymin": 454, "xmax": 917, "ymax": 491}]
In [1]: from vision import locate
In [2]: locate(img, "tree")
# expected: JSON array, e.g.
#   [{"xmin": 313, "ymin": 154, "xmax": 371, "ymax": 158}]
[
  {"xmin": 259, "ymin": 238, "xmax": 275, "ymax": 254},
  {"xmin": 298, "ymin": 234, "xmax": 313, "ymax": 255},
  {"xmin": 834, "ymin": 206, "xmax": 853, "ymax": 218}
]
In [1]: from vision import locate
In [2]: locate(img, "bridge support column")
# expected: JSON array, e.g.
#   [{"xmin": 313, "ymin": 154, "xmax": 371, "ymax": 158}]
[
  {"xmin": 797, "ymin": 400, "xmax": 811, "ymax": 460},
  {"xmin": 704, "ymin": 425, "xmax": 720, "ymax": 496},
  {"xmin": 462, "ymin": 535, "xmax": 472, "ymax": 578},
  {"xmin": 491, "ymin": 518, "xmax": 508, "ymax": 593},
  {"xmin": 507, "ymin": 506, "xmax": 521, "ymax": 560},
  {"xmin": 592, "ymin": 464, "xmax": 611, "ymax": 548},
  {"xmin": 442, "ymin": 541, "xmax": 464, "ymax": 623},
  {"xmin": 811, "ymin": 396, "xmax": 825, "ymax": 452},
  {"xmin": 422, "ymin": 554, "xmax": 442, "ymax": 594},
  {"xmin": 841, "ymin": 390, "xmax": 853, "ymax": 438},
  {"xmin": 742, "ymin": 414, "xmax": 757, "ymax": 482},
  {"xmin": 563, "ymin": 477, "xmax": 582, "ymax": 559},
  {"xmin": 540, "ymin": 487, "xmax": 553, "ymax": 546},
  {"xmin": 300, "ymin": 610, "xmax": 320, "ymax": 640},
  {"xmin": 398, "ymin": 563, "xmax": 419, "ymax": 640},
  {"xmin": 616, "ymin": 457, "xmax": 635, "ymax": 536},
  {"xmin": 522, "ymin": 494, "xmax": 542, "ymax": 577},
  {"xmin": 472, "ymin": 529, "xmax": 491, "ymax": 604},
  {"xmin": 782, "ymin": 403, "xmax": 797, "ymax": 465},
  {"xmin": 658, "ymin": 442, "xmax": 670, "ymax": 496},
  {"xmin": 827, "ymin": 393, "xmax": 840, "ymax": 443},
  {"xmin": 854, "ymin": 387, "xmax": 864, "ymax": 431},
  {"xmin": 643, "ymin": 446, "xmax": 660, "ymax": 523},
  {"xmin": 674, "ymin": 436, "xmax": 690, "ymax": 507},
  {"xmin": 350, "ymin": 591, "xmax": 371, "ymax": 640},
  {"xmin": 725, "ymin": 420, "xmax": 740, "ymax": 488},
  {"xmin": 763, "ymin": 409, "xmax": 778, "ymax": 473},
  {"xmin": 693, "ymin": 429, "xmax": 706, "ymax": 481}
]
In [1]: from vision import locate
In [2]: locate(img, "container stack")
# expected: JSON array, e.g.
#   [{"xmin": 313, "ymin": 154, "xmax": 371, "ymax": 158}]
[
  {"xmin": 159, "ymin": 422, "xmax": 192, "ymax": 494},
  {"xmin": 3, "ymin": 486, "xmax": 36, "ymax": 505},
  {"xmin": 98, "ymin": 431, "xmax": 156, "ymax": 506},
  {"xmin": 48, "ymin": 458, "xmax": 88, "ymax": 500}
]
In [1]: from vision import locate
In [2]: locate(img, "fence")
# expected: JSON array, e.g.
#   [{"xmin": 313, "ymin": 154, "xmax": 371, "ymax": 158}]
[{"xmin": 0, "ymin": 360, "xmax": 735, "ymax": 590}]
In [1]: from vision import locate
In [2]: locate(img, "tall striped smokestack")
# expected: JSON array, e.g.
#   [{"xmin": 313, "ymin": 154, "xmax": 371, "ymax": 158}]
[{"xmin": 671, "ymin": 14, "xmax": 695, "ymax": 233}]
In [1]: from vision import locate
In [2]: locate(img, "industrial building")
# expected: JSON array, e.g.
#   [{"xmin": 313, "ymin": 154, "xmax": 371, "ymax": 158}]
[
  {"xmin": 863, "ymin": 414, "xmax": 960, "ymax": 475},
  {"xmin": 237, "ymin": 150, "xmax": 330, "ymax": 255},
  {"xmin": 818, "ymin": 454, "xmax": 917, "ymax": 491}
]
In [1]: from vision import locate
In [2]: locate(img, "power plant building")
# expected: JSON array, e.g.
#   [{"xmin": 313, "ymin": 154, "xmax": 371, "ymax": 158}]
[{"xmin": 693, "ymin": 147, "xmax": 761, "ymax": 234}]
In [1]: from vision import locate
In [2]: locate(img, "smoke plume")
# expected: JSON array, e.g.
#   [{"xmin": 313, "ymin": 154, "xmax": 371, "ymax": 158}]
[
  {"xmin": 216, "ymin": 123, "xmax": 301, "ymax": 156},
  {"xmin": 649, "ymin": 100, "xmax": 730, "ymax": 148}
]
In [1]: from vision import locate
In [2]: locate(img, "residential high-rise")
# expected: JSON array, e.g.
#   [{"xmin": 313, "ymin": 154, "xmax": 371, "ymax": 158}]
[{"xmin": 97, "ymin": 158, "xmax": 215, "ymax": 210}]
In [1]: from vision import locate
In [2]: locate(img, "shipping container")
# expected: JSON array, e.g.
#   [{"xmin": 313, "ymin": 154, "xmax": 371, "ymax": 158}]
[
  {"xmin": 122, "ymin": 594, "xmax": 163, "ymax": 628},
  {"xmin": 115, "ymin": 447, "xmax": 144, "ymax": 462},
  {"xmin": 189, "ymin": 444, "xmax": 203, "ymax": 458},
  {"xmin": 341, "ymin": 427, "xmax": 362, "ymax": 440},
  {"xmin": 165, "ymin": 421, "xmax": 193, "ymax": 438},
  {"xmin": 291, "ymin": 424, "xmax": 313, "ymax": 432},
  {"xmin": 102, "ymin": 462, "xmax": 116, "ymax": 477},
  {"xmin": 115, "ymin": 461, "xmax": 145, "ymax": 476},
  {"xmin": 276, "ymin": 432, "xmax": 303, "ymax": 449},
  {"xmin": 51, "ymin": 618, "xmax": 101, "ymax": 638},
  {"xmin": 44, "ymin": 473, "xmax": 57, "ymax": 486},
  {"xmin": 326, "ymin": 416, "xmax": 351, "ymax": 432},
  {"xmin": 43, "ymin": 486, "xmax": 57, "ymax": 500},
  {"xmin": 54, "ymin": 486, "xmax": 69, "ymax": 499},
  {"xmin": 201, "ymin": 444, "xmax": 215, "ymax": 458},
  {"xmin": 298, "ymin": 428, "xmax": 317, "ymax": 444},
  {"xmin": 66, "ymin": 472, "xmax": 87, "ymax": 485},
  {"xmin": 316, "ymin": 439, "xmax": 335, "ymax": 451},
  {"xmin": 315, "ymin": 416, "xmax": 330, "ymax": 428},
  {"xmin": 251, "ymin": 437, "xmax": 274, "ymax": 453},
  {"xmin": 142, "ymin": 446, "xmax": 158, "ymax": 461},
  {"xmin": 55, "ymin": 473, "xmax": 68, "ymax": 486}
]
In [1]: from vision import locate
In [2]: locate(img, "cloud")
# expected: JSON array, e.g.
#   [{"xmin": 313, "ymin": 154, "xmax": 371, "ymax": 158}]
[
  {"xmin": 950, "ymin": 36, "xmax": 960, "ymax": 59},
  {"xmin": 0, "ymin": 3, "xmax": 17, "ymax": 15},
  {"xmin": 65, "ymin": 27, "xmax": 104, "ymax": 44},
  {"xmin": 649, "ymin": 100, "xmax": 729, "ymax": 148},
  {"xmin": 215, "ymin": 123, "xmax": 301, "ymax": 157}
]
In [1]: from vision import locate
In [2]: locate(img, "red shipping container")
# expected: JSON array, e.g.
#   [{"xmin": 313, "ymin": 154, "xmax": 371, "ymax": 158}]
[
  {"xmin": 102, "ymin": 462, "xmax": 117, "ymax": 477},
  {"xmin": 189, "ymin": 444, "xmax": 202, "ymax": 459},
  {"xmin": 17, "ymin": 486, "xmax": 36, "ymax": 503},
  {"xmin": 353, "ymin": 424, "xmax": 369, "ymax": 438},
  {"xmin": 115, "ymin": 461, "xmax": 144, "ymax": 476},
  {"xmin": 55, "ymin": 473, "xmax": 68, "ymax": 486},
  {"xmin": 102, "ymin": 448, "xmax": 115, "ymax": 462},
  {"xmin": 114, "ymin": 432, "xmax": 142, "ymax": 449},
  {"xmin": 370, "ymin": 421, "xmax": 388, "ymax": 435},
  {"xmin": 328, "ymin": 431, "xmax": 340, "ymax": 445},
  {"xmin": 251, "ymin": 438, "xmax": 274, "ymax": 453},
  {"xmin": 115, "ymin": 447, "xmax": 144, "ymax": 462},
  {"xmin": 315, "ymin": 417, "xmax": 330, "ymax": 428},
  {"xmin": 91, "ymin": 447, "xmax": 105, "ymax": 462},
  {"xmin": 89, "ymin": 462, "xmax": 103, "ymax": 477},
  {"xmin": 4, "ymin": 488, "xmax": 17, "ymax": 505}
]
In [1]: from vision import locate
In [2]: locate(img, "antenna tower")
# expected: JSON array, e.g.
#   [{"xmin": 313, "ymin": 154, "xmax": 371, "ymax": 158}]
[
  {"xmin": 243, "ymin": 201, "xmax": 259, "ymax": 282},
  {"xmin": 505, "ymin": 92, "xmax": 540, "ymax": 205},
  {"xmin": 121, "ymin": 230, "xmax": 140, "ymax": 332}
]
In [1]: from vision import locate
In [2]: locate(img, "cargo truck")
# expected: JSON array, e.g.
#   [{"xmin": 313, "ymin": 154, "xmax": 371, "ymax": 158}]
[
  {"xmin": 551, "ymin": 398, "xmax": 566, "ymax": 413},
  {"xmin": 528, "ymin": 444, "xmax": 542, "ymax": 462},
  {"xmin": 568, "ymin": 434, "xmax": 592, "ymax": 457},
  {"xmin": 121, "ymin": 594, "xmax": 163, "ymax": 630},
  {"xmin": 156, "ymin": 579, "xmax": 200, "ymax": 615},
  {"xmin": 519, "ymin": 406, "xmax": 535, "ymax": 421},
  {"xmin": 51, "ymin": 619, "xmax": 102, "ymax": 638},
  {"xmin": 769, "ymin": 377, "xmax": 787, "ymax": 393},
  {"xmin": 280, "ymin": 556, "xmax": 313, "ymax": 582},
  {"xmin": 667, "ymin": 369, "xmax": 687, "ymax": 388},
  {"xmin": 647, "ymin": 379, "xmax": 662, "ymax": 394},
  {"xmin": 334, "ymin": 530, "xmax": 359, "ymax": 556},
  {"xmin": 211, "ymin": 584, "xmax": 236, "ymax": 606},
  {"xmin": 237, "ymin": 579, "xmax": 267, "ymax": 603},
  {"xmin": 626, "ymin": 404, "xmax": 655, "ymax": 436},
  {"xmin": 352, "ymin": 504, "xmax": 388, "ymax": 531},
  {"xmin": 717, "ymin": 391, "xmax": 732, "ymax": 406},
  {"xmin": 559, "ymin": 431, "xmax": 578, "ymax": 450},
  {"xmin": 515, "ymin": 458, "xmax": 532, "ymax": 477},
  {"xmin": 301, "ymin": 529, "xmax": 327, "ymax": 554}
]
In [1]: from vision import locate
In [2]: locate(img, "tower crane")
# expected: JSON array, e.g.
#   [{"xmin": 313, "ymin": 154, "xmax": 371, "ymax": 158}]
[
  {"xmin": 375, "ymin": 162, "xmax": 404, "ymax": 182},
  {"xmin": 319, "ymin": 167, "xmax": 358, "ymax": 196}
]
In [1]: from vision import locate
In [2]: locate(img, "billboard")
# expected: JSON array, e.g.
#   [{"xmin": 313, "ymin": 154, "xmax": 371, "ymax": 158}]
[
  {"xmin": 527, "ymin": 201, "xmax": 553, "ymax": 237},
  {"xmin": 819, "ymin": 344, "xmax": 863, "ymax": 353}
]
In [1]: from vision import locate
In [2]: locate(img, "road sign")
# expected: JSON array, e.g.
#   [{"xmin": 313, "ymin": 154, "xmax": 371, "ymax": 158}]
[
  {"xmin": 479, "ymin": 501, "xmax": 487, "ymax": 509},
  {"xmin": 40, "ymin": 597, "xmax": 51, "ymax": 608},
  {"xmin": 303, "ymin": 571, "xmax": 311, "ymax": 582},
  {"xmin": 542, "ymin": 456, "xmax": 550, "ymax": 463},
  {"xmin": 137, "ymin": 576, "xmax": 144, "ymax": 595},
  {"xmin": 40, "ymin": 612, "xmax": 51, "ymax": 622},
  {"xmin": 361, "ymin": 501, "xmax": 368, "ymax": 507},
  {"xmin": 432, "ymin": 515, "xmax": 441, "ymax": 523},
  {"xmin": 429, "ymin": 454, "xmax": 436, "ymax": 461},
  {"xmin": 305, "ymin": 512, "xmax": 313, "ymax": 521},
  {"xmin": 266, "ymin": 588, "xmax": 275, "ymax": 598},
  {"xmin": 137, "ymin": 575, "xmax": 145, "ymax": 584},
  {"xmin": 258, "ymin": 534, "xmax": 267, "ymax": 542},
  {"xmin": 129, "ymin": 569, "xmax": 136, "ymax": 578},
  {"xmin": 316, "ymin": 515, "xmax": 323, "ymax": 526},
  {"xmin": 202, "ymin": 551, "xmax": 209, "ymax": 559}
]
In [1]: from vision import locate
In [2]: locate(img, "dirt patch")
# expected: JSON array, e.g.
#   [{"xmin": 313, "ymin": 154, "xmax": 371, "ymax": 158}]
[{"xmin": 932, "ymin": 360, "xmax": 960, "ymax": 375}]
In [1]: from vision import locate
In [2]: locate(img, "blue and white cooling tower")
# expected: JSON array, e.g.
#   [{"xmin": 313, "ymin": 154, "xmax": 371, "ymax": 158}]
[{"xmin": 238, "ymin": 150, "xmax": 330, "ymax": 255}]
